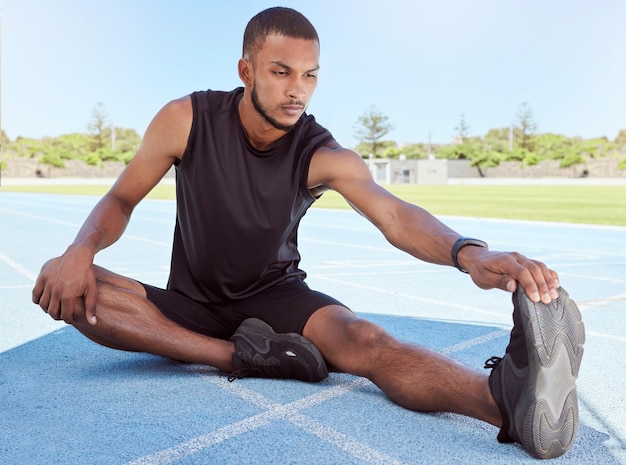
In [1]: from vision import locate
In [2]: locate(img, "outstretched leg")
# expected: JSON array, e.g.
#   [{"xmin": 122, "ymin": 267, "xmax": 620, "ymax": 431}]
[
  {"xmin": 302, "ymin": 305, "xmax": 501, "ymax": 425},
  {"xmin": 303, "ymin": 286, "xmax": 584, "ymax": 459}
]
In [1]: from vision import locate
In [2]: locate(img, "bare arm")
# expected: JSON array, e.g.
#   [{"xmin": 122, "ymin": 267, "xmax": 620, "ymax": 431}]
[
  {"xmin": 32, "ymin": 96, "xmax": 192, "ymax": 324},
  {"xmin": 309, "ymin": 143, "xmax": 560, "ymax": 303}
]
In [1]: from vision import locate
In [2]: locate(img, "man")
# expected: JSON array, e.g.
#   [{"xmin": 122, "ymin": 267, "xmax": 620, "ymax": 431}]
[{"xmin": 32, "ymin": 7, "xmax": 584, "ymax": 459}]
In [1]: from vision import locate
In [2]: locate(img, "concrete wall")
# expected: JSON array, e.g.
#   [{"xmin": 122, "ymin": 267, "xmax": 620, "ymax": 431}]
[
  {"xmin": 366, "ymin": 157, "xmax": 625, "ymax": 184},
  {"xmin": 1, "ymin": 158, "xmax": 126, "ymax": 178},
  {"xmin": 485, "ymin": 158, "xmax": 626, "ymax": 178},
  {"xmin": 1, "ymin": 158, "xmax": 176, "ymax": 179},
  {"xmin": 3, "ymin": 155, "xmax": 624, "ymax": 183},
  {"xmin": 367, "ymin": 159, "xmax": 480, "ymax": 184}
]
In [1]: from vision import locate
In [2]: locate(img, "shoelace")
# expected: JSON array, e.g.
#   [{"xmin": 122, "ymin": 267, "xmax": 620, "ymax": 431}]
[
  {"xmin": 228, "ymin": 362, "xmax": 285, "ymax": 382},
  {"xmin": 484, "ymin": 356, "xmax": 503, "ymax": 370}
]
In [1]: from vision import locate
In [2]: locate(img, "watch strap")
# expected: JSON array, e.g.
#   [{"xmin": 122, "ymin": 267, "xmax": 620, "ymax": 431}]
[{"xmin": 451, "ymin": 237, "xmax": 488, "ymax": 273}]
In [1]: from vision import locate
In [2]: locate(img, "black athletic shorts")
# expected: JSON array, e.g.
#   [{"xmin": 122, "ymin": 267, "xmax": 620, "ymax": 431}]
[{"xmin": 142, "ymin": 278, "xmax": 347, "ymax": 340}]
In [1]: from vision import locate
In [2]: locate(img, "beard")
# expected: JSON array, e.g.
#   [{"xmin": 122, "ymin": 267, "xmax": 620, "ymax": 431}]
[{"xmin": 251, "ymin": 85, "xmax": 300, "ymax": 132}]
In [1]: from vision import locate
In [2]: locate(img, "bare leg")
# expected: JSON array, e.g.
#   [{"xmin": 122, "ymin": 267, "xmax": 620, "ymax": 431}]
[
  {"xmin": 71, "ymin": 266, "xmax": 234, "ymax": 372},
  {"xmin": 303, "ymin": 305, "xmax": 501, "ymax": 426}
]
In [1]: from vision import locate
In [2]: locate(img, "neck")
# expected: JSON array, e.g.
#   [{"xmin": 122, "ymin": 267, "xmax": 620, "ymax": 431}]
[{"xmin": 238, "ymin": 90, "xmax": 288, "ymax": 151}]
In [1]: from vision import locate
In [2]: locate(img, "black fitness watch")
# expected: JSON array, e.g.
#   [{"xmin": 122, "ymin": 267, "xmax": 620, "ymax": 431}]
[{"xmin": 451, "ymin": 237, "xmax": 488, "ymax": 273}]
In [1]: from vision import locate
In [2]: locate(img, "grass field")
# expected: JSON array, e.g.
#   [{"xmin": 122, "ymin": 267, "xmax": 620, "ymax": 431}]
[{"xmin": 2, "ymin": 183, "xmax": 625, "ymax": 226}]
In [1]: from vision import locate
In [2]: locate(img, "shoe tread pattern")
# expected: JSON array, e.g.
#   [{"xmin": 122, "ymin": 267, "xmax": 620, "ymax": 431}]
[{"xmin": 519, "ymin": 287, "xmax": 585, "ymax": 459}]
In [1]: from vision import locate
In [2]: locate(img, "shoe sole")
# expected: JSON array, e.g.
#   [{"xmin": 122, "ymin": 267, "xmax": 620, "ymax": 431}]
[
  {"xmin": 516, "ymin": 287, "xmax": 585, "ymax": 458},
  {"xmin": 234, "ymin": 319, "xmax": 328, "ymax": 381}
]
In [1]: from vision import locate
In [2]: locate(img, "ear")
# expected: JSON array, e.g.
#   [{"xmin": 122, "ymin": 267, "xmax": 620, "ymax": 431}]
[{"xmin": 238, "ymin": 58, "xmax": 253, "ymax": 87}]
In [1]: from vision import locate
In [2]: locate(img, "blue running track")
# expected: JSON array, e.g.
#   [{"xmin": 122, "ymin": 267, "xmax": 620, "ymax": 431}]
[{"xmin": 1, "ymin": 192, "xmax": 625, "ymax": 464}]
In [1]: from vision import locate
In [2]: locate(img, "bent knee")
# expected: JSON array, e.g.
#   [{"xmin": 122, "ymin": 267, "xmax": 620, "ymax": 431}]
[{"xmin": 342, "ymin": 319, "xmax": 399, "ymax": 372}]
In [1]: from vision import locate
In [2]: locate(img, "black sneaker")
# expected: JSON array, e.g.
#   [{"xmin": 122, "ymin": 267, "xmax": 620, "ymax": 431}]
[
  {"xmin": 228, "ymin": 318, "xmax": 328, "ymax": 382},
  {"xmin": 485, "ymin": 286, "xmax": 585, "ymax": 459}
]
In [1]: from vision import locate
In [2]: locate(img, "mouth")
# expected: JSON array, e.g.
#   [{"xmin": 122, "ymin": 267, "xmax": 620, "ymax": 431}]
[{"xmin": 281, "ymin": 102, "xmax": 305, "ymax": 117}]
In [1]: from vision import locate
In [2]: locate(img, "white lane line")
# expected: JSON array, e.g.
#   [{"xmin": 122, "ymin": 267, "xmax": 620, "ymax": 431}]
[
  {"xmin": 0, "ymin": 208, "xmax": 170, "ymax": 247},
  {"xmin": 560, "ymin": 272, "xmax": 626, "ymax": 284},
  {"xmin": 314, "ymin": 275, "xmax": 506, "ymax": 319},
  {"xmin": 0, "ymin": 197, "xmax": 174, "ymax": 223},
  {"xmin": 312, "ymin": 269, "xmax": 446, "ymax": 277},
  {"xmin": 0, "ymin": 207, "xmax": 81, "ymax": 228},
  {"xmin": 125, "ymin": 408, "xmax": 279, "ymax": 465},
  {"xmin": 1, "ymin": 197, "xmax": 173, "ymax": 224},
  {"xmin": 126, "ymin": 325, "xmax": 512, "ymax": 465},
  {"xmin": 126, "ymin": 374, "xmax": 406, "ymax": 465},
  {"xmin": 287, "ymin": 412, "xmax": 407, "ymax": 465},
  {"xmin": 578, "ymin": 292, "xmax": 626, "ymax": 307},
  {"xmin": 440, "ymin": 329, "xmax": 509, "ymax": 356},
  {"xmin": 301, "ymin": 237, "xmax": 399, "ymax": 253},
  {"xmin": 121, "ymin": 235, "xmax": 171, "ymax": 247},
  {"xmin": 585, "ymin": 331, "xmax": 626, "ymax": 343},
  {"xmin": 0, "ymin": 252, "xmax": 37, "ymax": 282},
  {"xmin": 204, "ymin": 375, "xmax": 409, "ymax": 465}
]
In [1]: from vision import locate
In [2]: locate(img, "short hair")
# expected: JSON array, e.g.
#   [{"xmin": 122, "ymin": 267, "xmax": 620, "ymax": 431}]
[{"xmin": 242, "ymin": 7, "xmax": 319, "ymax": 61}]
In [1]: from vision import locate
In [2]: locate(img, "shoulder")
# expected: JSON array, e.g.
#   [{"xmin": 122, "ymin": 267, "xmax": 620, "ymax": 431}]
[
  {"xmin": 295, "ymin": 114, "xmax": 333, "ymax": 147},
  {"xmin": 141, "ymin": 95, "xmax": 193, "ymax": 160},
  {"xmin": 192, "ymin": 88, "xmax": 244, "ymax": 114},
  {"xmin": 147, "ymin": 95, "xmax": 192, "ymax": 135},
  {"xmin": 160, "ymin": 95, "xmax": 193, "ymax": 121},
  {"xmin": 308, "ymin": 141, "xmax": 372, "ymax": 189}
]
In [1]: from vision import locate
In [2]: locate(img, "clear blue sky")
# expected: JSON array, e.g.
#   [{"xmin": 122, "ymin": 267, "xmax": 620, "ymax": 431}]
[{"xmin": 3, "ymin": 0, "xmax": 625, "ymax": 147}]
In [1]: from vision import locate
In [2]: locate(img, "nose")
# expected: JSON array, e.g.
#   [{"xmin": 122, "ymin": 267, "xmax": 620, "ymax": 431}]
[{"xmin": 287, "ymin": 76, "xmax": 306, "ymax": 101}]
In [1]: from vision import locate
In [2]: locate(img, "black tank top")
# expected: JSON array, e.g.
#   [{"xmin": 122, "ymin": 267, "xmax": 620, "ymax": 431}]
[{"xmin": 167, "ymin": 88, "xmax": 334, "ymax": 303}]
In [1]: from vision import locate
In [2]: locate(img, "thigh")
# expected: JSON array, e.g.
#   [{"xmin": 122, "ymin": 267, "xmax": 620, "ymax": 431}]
[
  {"xmin": 142, "ymin": 284, "xmax": 236, "ymax": 340},
  {"xmin": 237, "ymin": 279, "xmax": 348, "ymax": 335},
  {"xmin": 94, "ymin": 265, "xmax": 146, "ymax": 295},
  {"xmin": 303, "ymin": 305, "xmax": 398, "ymax": 377}
]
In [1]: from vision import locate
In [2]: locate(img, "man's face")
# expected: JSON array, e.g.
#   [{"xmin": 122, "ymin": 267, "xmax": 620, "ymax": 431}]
[{"xmin": 246, "ymin": 34, "xmax": 320, "ymax": 132}]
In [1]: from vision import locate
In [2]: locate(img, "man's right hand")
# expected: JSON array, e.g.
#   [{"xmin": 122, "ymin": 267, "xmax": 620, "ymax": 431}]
[{"xmin": 32, "ymin": 247, "xmax": 98, "ymax": 325}]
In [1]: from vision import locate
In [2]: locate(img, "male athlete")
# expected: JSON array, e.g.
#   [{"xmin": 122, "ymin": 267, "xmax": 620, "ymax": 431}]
[{"xmin": 33, "ymin": 7, "xmax": 584, "ymax": 459}]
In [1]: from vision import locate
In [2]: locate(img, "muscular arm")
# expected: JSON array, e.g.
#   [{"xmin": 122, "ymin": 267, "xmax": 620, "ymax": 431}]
[
  {"xmin": 309, "ymin": 143, "xmax": 560, "ymax": 303},
  {"xmin": 32, "ymin": 96, "xmax": 192, "ymax": 324}
]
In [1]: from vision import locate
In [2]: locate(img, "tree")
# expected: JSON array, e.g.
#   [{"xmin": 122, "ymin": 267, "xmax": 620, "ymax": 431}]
[
  {"xmin": 353, "ymin": 106, "xmax": 393, "ymax": 158},
  {"xmin": 454, "ymin": 114, "xmax": 470, "ymax": 143},
  {"xmin": 401, "ymin": 143, "xmax": 426, "ymax": 159},
  {"xmin": 0, "ymin": 130, "xmax": 9, "ymax": 185},
  {"xmin": 515, "ymin": 102, "xmax": 537, "ymax": 151},
  {"xmin": 614, "ymin": 129, "xmax": 626, "ymax": 147},
  {"xmin": 483, "ymin": 128, "xmax": 510, "ymax": 154},
  {"xmin": 1, "ymin": 129, "xmax": 9, "ymax": 148},
  {"xmin": 438, "ymin": 137, "xmax": 498, "ymax": 177},
  {"xmin": 108, "ymin": 127, "xmax": 141, "ymax": 153},
  {"xmin": 87, "ymin": 102, "xmax": 110, "ymax": 152}
]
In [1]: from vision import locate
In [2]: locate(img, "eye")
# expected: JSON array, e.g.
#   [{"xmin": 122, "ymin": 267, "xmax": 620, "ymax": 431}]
[
  {"xmin": 305, "ymin": 73, "xmax": 317, "ymax": 79},
  {"xmin": 273, "ymin": 70, "xmax": 288, "ymax": 76}
]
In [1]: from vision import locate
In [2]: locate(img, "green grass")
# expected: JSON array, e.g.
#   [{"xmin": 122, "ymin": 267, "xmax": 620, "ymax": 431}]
[
  {"xmin": 311, "ymin": 185, "xmax": 626, "ymax": 227},
  {"xmin": 2, "ymin": 183, "xmax": 625, "ymax": 226}
]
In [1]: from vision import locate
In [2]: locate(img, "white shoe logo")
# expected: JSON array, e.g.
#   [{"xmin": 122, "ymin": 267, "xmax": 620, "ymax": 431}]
[{"xmin": 284, "ymin": 350, "xmax": 297, "ymax": 357}]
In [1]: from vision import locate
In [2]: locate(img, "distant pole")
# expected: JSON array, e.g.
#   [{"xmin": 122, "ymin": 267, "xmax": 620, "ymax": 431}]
[
  {"xmin": 509, "ymin": 124, "xmax": 514, "ymax": 151},
  {"xmin": 111, "ymin": 123, "xmax": 116, "ymax": 151},
  {"xmin": 0, "ymin": 0, "xmax": 2, "ymax": 145},
  {"xmin": 0, "ymin": 1, "xmax": 3, "ymax": 186},
  {"xmin": 427, "ymin": 131, "xmax": 434, "ymax": 159}
]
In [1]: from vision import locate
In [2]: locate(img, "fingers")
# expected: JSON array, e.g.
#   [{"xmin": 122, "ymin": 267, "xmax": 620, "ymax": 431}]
[
  {"xmin": 84, "ymin": 286, "xmax": 98, "ymax": 325},
  {"xmin": 31, "ymin": 280, "xmax": 43, "ymax": 306},
  {"xmin": 503, "ymin": 252, "xmax": 560, "ymax": 303},
  {"xmin": 471, "ymin": 251, "xmax": 561, "ymax": 304},
  {"xmin": 32, "ymin": 269, "xmax": 84, "ymax": 325},
  {"xmin": 35, "ymin": 288, "xmax": 78, "ymax": 323}
]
